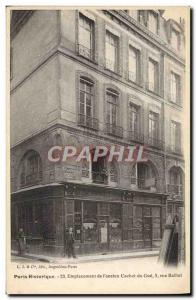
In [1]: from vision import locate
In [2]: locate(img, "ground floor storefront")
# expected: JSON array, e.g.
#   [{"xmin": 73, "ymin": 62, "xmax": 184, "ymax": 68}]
[{"xmin": 11, "ymin": 183, "xmax": 167, "ymax": 256}]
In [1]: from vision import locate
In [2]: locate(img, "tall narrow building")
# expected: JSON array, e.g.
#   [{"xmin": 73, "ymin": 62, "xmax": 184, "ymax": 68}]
[{"xmin": 10, "ymin": 9, "xmax": 185, "ymax": 258}]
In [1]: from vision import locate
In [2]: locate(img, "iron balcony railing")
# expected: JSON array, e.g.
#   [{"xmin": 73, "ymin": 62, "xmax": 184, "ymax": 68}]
[
  {"xmin": 168, "ymin": 145, "xmax": 183, "ymax": 155},
  {"xmin": 167, "ymin": 184, "xmax": 184, "ymax": 197},
  {"xmin": 128, "ymin": 71, "xmax": 137, "ymax": 82},
  {"xmin": 131, "ymin": 177, "xmax": 157, "ymax": 190},
  {"xmin": 147, "ymin": 137, "xmax": 164, "ymax": 150},
  {"xmin": 21, "ymin": 171, "xmax": 42, "ymax": 187},
  {"xmin": 78, "ymin": 114, "xmax": 99, "ymax": 131},
  {"xmin": 105, "ymin": 59, "xmax": 117, "ymax": 73},
  {"xmin": 92, "ymin": 170, "xmax": 108, "ymax": 184},
  {"xmin": 106, "ymin": 123, "xmax": 123, "ymax": 138},
  {"xmin": 77, "ymin": 44, "xmax": 93, "ymax": 61},
  {"xmin": 128, "ymin": 130, "xmax": 144, "ymax": 144}
]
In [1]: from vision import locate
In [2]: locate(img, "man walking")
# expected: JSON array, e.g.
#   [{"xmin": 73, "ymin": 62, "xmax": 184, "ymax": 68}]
[{"xmin": 66, "ymin": 227, "xmax": 76, "ymax": 258}]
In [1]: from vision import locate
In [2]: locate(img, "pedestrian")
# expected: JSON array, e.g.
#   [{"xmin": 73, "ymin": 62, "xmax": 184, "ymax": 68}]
[
  {"xmin": 17, "ymin": 228, "xmax": 26, "ymax": 256},
  {"xmin": 63, "ymin": 227, "xmax": 69, "ymax": 257},
  {"xmin": 66, "ymin": 227, "xmax": 76, "ymax": 258}
]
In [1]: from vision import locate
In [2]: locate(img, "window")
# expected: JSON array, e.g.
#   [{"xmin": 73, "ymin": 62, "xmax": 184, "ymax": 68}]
[
  {"xmin": 149, "ymin": 111, "xmax": 159, "ymax": 142},
  {"xmin": 171, "ymin": 72, "xmax": 181, "ymax": 104},
  {"xmin": 171, "ymin": 121, "xmax": 181, "ymax": 153},
  {"xmin": 148, "ymin": 58, "xmax": 158, "ymax": 92},
  {"xmin": 171, "ymin": 29, "xmax": 180, "ymax": 51},
  {"xmin": 79, "ymin": 78, "xmax": 97, "ymax": 129},
  {"xmin": 83, "ymin": 202, "xmax": 97, "ymax": 242},
  {"xmin": 20, "ymin": 151, "xmax": 42, "ymax": 187},
  {"xmin": 148, "ymin": 12, "xmax": 158, "ymax": 34},
  {"xmin": 129, "ymin": 104, "xmax": 139, "ymax": 134},
  {"xmin": 92, "ymin": 153, "xmax": 107, "ymax": 184},
  {"xmin": 105, "ymin": 30, "xmax": 119, "ymax": 72},
  {"xmin": 109, "ymin": 162, "xmax": 118, "ymax": 184},
  {"xmin": 109, "ymin": 204, "xmax": 122, "ymax": 242},
  {"xmin": 78, "ymin": 13, "xmax": 94, "ymax": 60},
  {"xmin": 106, "ymin": 90, "xmax": 118, "ymax": 126},
  {"xmin": 106, "ymin": 89, "xmax": 123, "ymax": 137},
  {"xmin": 128, "ymin": 46, "xmax": 140, "ymax": 83}
]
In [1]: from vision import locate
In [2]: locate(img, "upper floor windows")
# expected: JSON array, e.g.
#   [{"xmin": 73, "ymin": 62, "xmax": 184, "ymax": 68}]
[
  {"xmin": 19, "ymin": 150, "xmax": 42, "ymax": 187},
  {"xmin": 128, "ymin": 46, "xmax": 140, "ymax": 83},
  {"xmin": 171, "ymin": 29, "xmax": 180, "ymax": 51},
  {"xmin": 78, "ymin": 77, "xmax": 98, "ymax": 130},
  {"xmin": 148, "ymin": 11, "xmax": 158, "ymax": 34},
  {"xmin": 105, "ymin": 30, "xmax": 119, "ymax": 72},
  {"xmin": 106, "ymin": 89, "xmax": 123, "ymax": 138},
  {"xmin": 148, "ymin": 58, "xmax": 158, "ymax": 93},
  {"xmin": 171, "ymin": 121, "xmax": 181, "ymax": 154},
  {"xmin": 170, "ymin": 71, "xmax": 181, "ymax": 104},
  {"xmin": 78, "ymin": 13, "xmax": 94, "ymax": 60}
]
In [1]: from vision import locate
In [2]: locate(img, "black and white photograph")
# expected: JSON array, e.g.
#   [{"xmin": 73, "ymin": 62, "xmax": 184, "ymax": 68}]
[{"xmin": 6, "ymin": 6, "xmax": 191, "ymax": 294}]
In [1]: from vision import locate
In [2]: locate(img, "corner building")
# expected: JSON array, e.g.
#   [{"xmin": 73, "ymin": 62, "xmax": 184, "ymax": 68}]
[{"xmin": 10, "ymin": 9, "xmax": 185, "ymax": 257}]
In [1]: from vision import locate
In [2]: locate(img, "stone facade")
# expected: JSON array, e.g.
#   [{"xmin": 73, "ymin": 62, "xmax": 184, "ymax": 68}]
[{"xmin": 10, "ymin": 9, "xmax": 185, "ymax": 258}]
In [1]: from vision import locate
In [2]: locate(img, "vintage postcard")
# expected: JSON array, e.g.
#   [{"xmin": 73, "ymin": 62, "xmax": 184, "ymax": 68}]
[{"xmin": 6, "ymin": 6, "xmax": 191, "ymax": 294}]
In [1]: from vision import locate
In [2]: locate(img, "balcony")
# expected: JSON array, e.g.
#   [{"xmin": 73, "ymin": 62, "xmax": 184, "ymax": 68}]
[
  {"xmin": 147, "ymin": 137, "xmax": 164, "ymax": 150},
  {"xmin": 168, "ymin": 145, "xmax": 183, "ymax": 156},
  {"xmin": 128, "ymin": 71, "xmax": 137, "ymax": 82},
  {"xmin": 128, "ymin": 130, "xmax": 144, "ymax": 144},
  {"xmin": 131, "ymin": 177, "xmax": 157, "ymax": 191},
  {"xmin": 77, "ymin": 44, "xmax": 93, "ymax": 61},
  {"xmin": 78, "ymin": 114, "xmax": 99, "ymax": 131},
  {"xmin": 167, "ymin": 184, "xmax": 184, "ymax": 197},
  {"xmin": 92, "ymin": 170, "xmax": 108, "ymax": 184},
  {"xmin": 105, "ymin": 59, "xmax": 117, "ymax": 73},
  {"xmin": 21, "ymin": 171, "xmax": 42, "ymax": 187},
  {"xmin": 106, "ymin": 123, "xmax": 123, "ymax": 138}
]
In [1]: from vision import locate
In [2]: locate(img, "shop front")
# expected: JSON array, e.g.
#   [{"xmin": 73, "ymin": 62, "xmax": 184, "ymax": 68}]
[{"xmin": 11, "ymin": 183, "xmax": 167, "ymax": 256}]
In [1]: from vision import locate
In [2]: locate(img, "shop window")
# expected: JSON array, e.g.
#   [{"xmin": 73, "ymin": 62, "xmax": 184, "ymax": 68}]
[
  {"xmin": 152, "ymin": 207, "xmax": 161, "ymax": 240},
  {"xmin": 109, "ymin": 204, "xmax": 122, "ymax": 242},
  {"xmin": 133, "ymin": 206, "xmax": 143, "ymax": 240},
  {"xmin": 83, "ymin": 202, "xmax": 97, "ymax": 242},
  {"xmin": 74, "ymin": 201, "xmax": 82, "ymax": 241}
]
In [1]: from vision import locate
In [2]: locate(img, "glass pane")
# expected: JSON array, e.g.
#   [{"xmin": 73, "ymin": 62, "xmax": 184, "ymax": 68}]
[
  {"xmin": 83, "ymin": 222, "xmax": 97, "ymax": 242},
  {"xmin": 152, "ymin": 207, "xmax": 160, "ymax": 218},
  {"xmin": 152, "ymin": 218, "xmax": 161, "ymax": 239}
]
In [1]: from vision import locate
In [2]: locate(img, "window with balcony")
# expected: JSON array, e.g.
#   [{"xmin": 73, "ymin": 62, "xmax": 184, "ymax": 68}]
[
  {"xmin": 106, "ymin": 89, "xmax": 123, "ymax": 137},
  {"xmin": 78, "ymin": 13, "xmax": 94, "ymax": 60},
  {"xmin": 91, "ymin": 149, "xmax": 108, "ymax": 184},
  {"xmin": 78, "ymin": 77, "xmax": 98, "ymax": 130},
  {"xmin": 130, "ymin": 162, "xmax": 157, "ymax": 191},
  {"xmin": 171, "ymin": 29, "xmax": 180, "ymax": 51},
  {"xmin": 148, "ymin": 58, "xmax": 158, "ymax": 93},
  {"xmin": 168, "ymin": 166, "xmax": 184, "ymax": 197},
  {"xmin": 128, "ymin": 103, "xmax": 143, "ymax": 143},
  {"xmin": 148, "ymin": 11, "xmax": 158, "ymax": 34},
  {"xmin": 20, "ymin": 150, "xmax": 42, "ymax": 187},
  {"xmin": 171, "ymin": 121, "xmax": 181, "ymax": 154},
  {"xmin": 128, "ymin": 46, "xmax": 140, "ymax": 83},
  {"xmin": 170, "ymin": 72, "xmax": 181, "ymax": 104},
  {"xmin": 148, "ymin": 111, "xmax": 162, "ymax": 148},
  {"xmin": 105, "ymin": 30, "xmax": 119, "ymax": 72}
]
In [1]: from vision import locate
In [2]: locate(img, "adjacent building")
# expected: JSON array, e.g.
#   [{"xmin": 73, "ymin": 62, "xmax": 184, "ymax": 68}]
[{"xmin": 10, "ymin": 9, "xmax": 185, "ymax": 258}]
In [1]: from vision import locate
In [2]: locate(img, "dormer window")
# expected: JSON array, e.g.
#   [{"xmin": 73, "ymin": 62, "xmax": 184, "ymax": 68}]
[
  {"xmin": 171, "ymin": 29, "xmax": 180, "ymax": 51},
  {"xmin": 148, "ymin": 11, "xmax": 158, "ymax": 34}
]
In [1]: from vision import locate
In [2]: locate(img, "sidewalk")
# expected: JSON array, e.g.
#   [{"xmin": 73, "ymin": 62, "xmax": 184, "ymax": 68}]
[{"xmin": 11, "ymin": 249, "xmax": 159, "ymax": 263}]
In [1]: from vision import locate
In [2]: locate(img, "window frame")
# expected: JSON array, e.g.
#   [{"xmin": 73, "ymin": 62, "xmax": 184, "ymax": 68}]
[{"xmin": 105, "ymin": 30, "xmax": 119, "ymax": 73}]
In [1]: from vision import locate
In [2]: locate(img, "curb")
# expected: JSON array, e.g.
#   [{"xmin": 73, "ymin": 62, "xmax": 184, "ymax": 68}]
[{"xmin": 12, "ymin": 251, "xmax": 159, "ymax": 263}]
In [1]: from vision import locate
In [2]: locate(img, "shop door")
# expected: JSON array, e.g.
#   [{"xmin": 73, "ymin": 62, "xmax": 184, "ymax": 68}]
[
  {"xmin": 143, "ymin": 207, "xmax": 152, "ymax": 248},
  {"xmin": 99, "ymin": 217, "xmax": 109, "ymax": 251}
]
